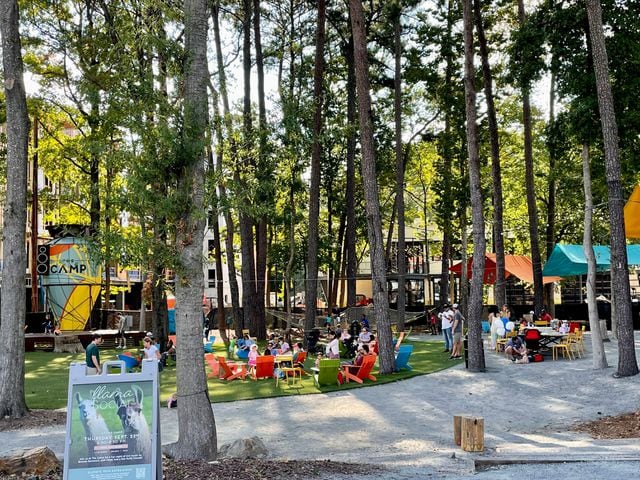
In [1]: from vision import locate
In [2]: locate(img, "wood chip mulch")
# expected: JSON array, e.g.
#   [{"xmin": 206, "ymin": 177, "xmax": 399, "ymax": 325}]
[{"xmin": 572, "ymin": 410, "xmax": 640, "ymax": 439}]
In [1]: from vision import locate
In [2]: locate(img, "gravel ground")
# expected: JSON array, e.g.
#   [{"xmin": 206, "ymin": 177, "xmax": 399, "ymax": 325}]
[{"xmin": 2, "ymin": 332, "xmax": 640, "ymax": 479}]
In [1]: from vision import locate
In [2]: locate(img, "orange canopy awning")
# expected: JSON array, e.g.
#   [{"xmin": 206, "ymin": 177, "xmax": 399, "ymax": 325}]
[
  {"xmin": 450, "ymin": 253, "xmax": 560, "ymax": 285},
  {"xmin": 624, "ymin": 185, "xmax": 640, "ymax": 239}
]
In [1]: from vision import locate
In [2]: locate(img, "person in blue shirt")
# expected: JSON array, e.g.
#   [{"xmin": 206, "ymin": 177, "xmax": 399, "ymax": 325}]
[{"xmin": 360, "ymin": 314, "xmax": 370, "ymax": 330}]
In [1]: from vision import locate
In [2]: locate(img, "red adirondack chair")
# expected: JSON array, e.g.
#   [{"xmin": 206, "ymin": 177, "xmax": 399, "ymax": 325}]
[
  {"xmin": 250, "ymin": 355, "xmax": 275, "ymax": 380},
  {"xmin": 218, "ymin": 356, "xmax": 247, "ymax": 381},
  {"xmin": 342, "ymin": 354, "xmax": 377, "ymax": 384},
  {"xmin": 293, "ymin": 351, "xmax": 307, "ymax": 374},
  {"xmin": 204, "ymin": 353, "xmax": 220, "ymax": 378}
]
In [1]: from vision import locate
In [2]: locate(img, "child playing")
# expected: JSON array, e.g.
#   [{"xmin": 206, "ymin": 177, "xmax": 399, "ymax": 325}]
[{"xmin": 248, "ymin": 344, "xmax": 259, "ymax": 373}]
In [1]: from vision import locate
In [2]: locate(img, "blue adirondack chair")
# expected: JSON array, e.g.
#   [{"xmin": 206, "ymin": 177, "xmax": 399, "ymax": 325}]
[
  {"xmin": 118, "ymin": 354, "xmax": 139, "ymax": 372},
  {"xmin": 394, "ymin": 344, "xmax": 413, "ymax": 372}
]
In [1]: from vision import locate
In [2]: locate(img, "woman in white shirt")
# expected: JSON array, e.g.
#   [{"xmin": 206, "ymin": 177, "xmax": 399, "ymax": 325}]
[
  {"xmin": 326, "ymin": 332, "xmax": 340, "ymax": 359},
  {"xmin": 143, "ymin": 337, "xmax": 161, "ymax": 360}
]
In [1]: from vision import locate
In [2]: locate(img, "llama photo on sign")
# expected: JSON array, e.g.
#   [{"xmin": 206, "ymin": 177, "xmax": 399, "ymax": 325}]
[{"xmin": 68, "ymin": 381, "xmax": 154, "ymax": 470}]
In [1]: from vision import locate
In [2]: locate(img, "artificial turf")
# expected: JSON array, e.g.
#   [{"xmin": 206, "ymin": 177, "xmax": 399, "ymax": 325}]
[{"xmin": 24, "ymin": 339, "xmax": 457, "ymax": 409}]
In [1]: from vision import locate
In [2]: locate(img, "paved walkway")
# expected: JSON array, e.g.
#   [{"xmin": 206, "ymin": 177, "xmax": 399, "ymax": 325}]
[{"xmin": 2, "ymin": 331, "xmax": 640, "ymax": 478}]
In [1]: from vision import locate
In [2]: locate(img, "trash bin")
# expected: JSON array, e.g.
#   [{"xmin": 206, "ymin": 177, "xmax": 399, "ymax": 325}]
[
  {"xmin": 463, "ymin": 334, "xmax": 484, "ymax": 369},
  {"xmin": 463, "ymin": 335, "xmax": 469, "ymax": 369}
]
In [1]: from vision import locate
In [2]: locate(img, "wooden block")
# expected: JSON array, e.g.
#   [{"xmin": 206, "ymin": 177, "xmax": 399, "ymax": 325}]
[
  {"xmin": 453, "ymin": 414, "xmax": 468, "ymax": 446},
  {"xmin": 461, "ymin": 416, "xmax": 484, "ymax": 452}
]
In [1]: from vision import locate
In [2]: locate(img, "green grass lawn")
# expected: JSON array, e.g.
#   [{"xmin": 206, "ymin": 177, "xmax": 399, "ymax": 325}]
[{"xmin": 25, "ymin": 340, "xmax": 457, "ymax": 409}]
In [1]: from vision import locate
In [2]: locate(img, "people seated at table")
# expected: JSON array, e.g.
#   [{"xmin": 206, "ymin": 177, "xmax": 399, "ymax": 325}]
[
  {"xmin": 292, "ymin": 342, "xmax": 304, "ymax": 366},
  {"xmin": 505, "ymin": 336, "xmax": 527, "ymax": 362},
  {"xmin": 358, "ymin": 327, "xmax": 372, "ymax": 347},
  {"xmin": 279, "ymin": 336, "xmax": 290, "ymax": 355},
  {"xmin": 326, "ymin": 332, "xmax": 340, "ymax": 359},
  {"xmin": 540, "ymin": 308, "xmax": 552, "ymax": 325}
]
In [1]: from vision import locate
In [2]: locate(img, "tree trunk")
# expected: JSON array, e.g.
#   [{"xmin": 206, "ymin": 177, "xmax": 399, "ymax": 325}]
[
  {"xmin": 240, "ymin": 0, "xmax": 257, "ymax": 334},
  {"xmin": 345, "ymin": 34, "xmax": 357, "ymax": 322},
  {"xmin": 581, "ymin": 143, "xmax": 607, "ymax": 369},
  {"xmin": 212, "ymin": 0, "xmax": 243, "ymax": 336},
  {"xmin": 206, "ymin": 128, "xmax": 228, "ymax": 345},
  {"xmin": 304, "ymin": 0, "xmax": 326, "ymax": 337},
  {"xmin": 393, "ymin": 4, "xmax": 406, "ymax": 332},
  {"xmin": 253, "ymin": 0, "xmax": 267, "ymax": 340},
  {"xmin": 349, "ymin": 0, "xmax": 394, "ymax": 374},
  {"xmin": 0, "ymin": 0, "xmax": 29, "ymax": 418},
  {"xmin": 462, "ymin": 0, "xmax": 486, "ymax": 372},
  {"xmin": 517, "ymin": 0, "xmax": 543, "ymax": 315},
  {"xmin": 437, "ymin": 0, "xmax": 456, "ymax": 307},
  {"xmin": 164, "ymin": 0, "xmax": 217, "ymax": 460},
  {"xmin": 459, "ymin": 205, "xmax": 469, "ymax": 314},
  {"xmin": 585, "ymin": 0, "xmax": 638, "ymax": 377},
  {"xmin": 474, "ymin": 0, "xmax": 505, "ymax": 308},
  {"xmin": 545, "ymin": 72, "xmax": 557, "ymax": 316}
]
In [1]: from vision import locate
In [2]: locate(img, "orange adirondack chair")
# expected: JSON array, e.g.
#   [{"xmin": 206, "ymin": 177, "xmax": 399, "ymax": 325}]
[
  {"xmin": 204, "ymin": 353, "xmax": 220, "ymax": 378},
  {"xmin": 342, "ymin": 354, "xmax": 377, "ymax": 384},
  {"xmin": 293, "ymin": 351, "xmax": 307, "ymax": 374},
  {"xmin": 250, "ymin": 355, "xmax": 275, "ymax": 380},
  {"xmin": 218, "ymin": 356, "xmax": 247, "ymax": 381}
]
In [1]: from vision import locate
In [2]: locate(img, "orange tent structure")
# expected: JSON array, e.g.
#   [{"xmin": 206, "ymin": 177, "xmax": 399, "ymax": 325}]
[
  {"xmin": 450, "ymin": 253, "xmax": 560, "ymax": 285},
  {"xmin": 624, "ymin": 185, "xmax": 640, "ymax": 239}
]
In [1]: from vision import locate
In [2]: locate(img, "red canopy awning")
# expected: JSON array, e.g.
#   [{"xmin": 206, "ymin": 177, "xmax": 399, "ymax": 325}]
[{"xmin": 450, "ymin": 253, "xmax": 560, "ymax": 284}]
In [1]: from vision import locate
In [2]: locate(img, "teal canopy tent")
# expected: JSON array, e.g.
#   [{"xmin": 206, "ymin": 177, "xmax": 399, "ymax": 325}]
[{"xmin": 542, "ymin": 244, "xmax": 640, "ymax": 277}]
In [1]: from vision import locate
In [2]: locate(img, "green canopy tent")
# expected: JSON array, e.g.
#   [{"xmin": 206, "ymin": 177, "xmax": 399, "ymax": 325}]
[{"xmin": 542, "ymin": 244, "xmax": 640, "ymax": 277}]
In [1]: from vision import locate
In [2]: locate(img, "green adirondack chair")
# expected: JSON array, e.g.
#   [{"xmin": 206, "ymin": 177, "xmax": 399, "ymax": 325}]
[{"xmin": 311, "ymin": 359, "xmax": 341, "ymax": 387}]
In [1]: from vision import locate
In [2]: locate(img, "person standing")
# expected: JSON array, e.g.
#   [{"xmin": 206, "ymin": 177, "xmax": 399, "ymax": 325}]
[
  {"xmin": 115, "ymin": 312, "xmax": 126, "ymax": 349},
  {"xmin": 85, "ymin": 333, "xmax": 103, "ymax": 375},
  {"xmin": 143, "ymin": 336, "xmax": 161, "ymax": 360},
  {"xmin": 489, "ymin": 307, "xmax": 501, "ymax": 350},
  {"xmin": 440, "ymin": 305, "xmax": 453, "ymax": 353},
  {"xmin": 450, "ymin": 304, "xmax": 464, "ymax": 359}
]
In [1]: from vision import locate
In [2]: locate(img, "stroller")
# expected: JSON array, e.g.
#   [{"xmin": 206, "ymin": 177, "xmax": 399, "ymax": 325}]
[
  {"xmin": 523, "ymin": 328, "xmax": 541, "ymax": 353},
  {"xmin": 342, "ymin": 336, "xmax": 357, "ymax": 359},
  {"xmin": 305, "ymin": 328, "xmax": 322, "ymax": 354},
  {"xmin": 348, "ymin": 320, "xmax": 361, "ymax": 339}
]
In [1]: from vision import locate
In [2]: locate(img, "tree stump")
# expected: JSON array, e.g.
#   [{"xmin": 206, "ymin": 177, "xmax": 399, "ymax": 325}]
[
  {"xmin": 53, "ymin": 335, "xmax": 85, "ymax": 354},
  {"xmin": 0, "ymin": 447, "xmax": 60, "ymax": 476},
  {"xmin": 461, "ymin": 416, "xmax": 484, "ymax": 452},
  {"xmin": 453, "ymin": 414, "xmax": 469, "ymax": 446}
]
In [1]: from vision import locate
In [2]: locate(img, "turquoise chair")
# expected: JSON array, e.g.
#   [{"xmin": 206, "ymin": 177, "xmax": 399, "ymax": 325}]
[
  {"xmin": 394, "ymin": 344, "xmax": 413, "ymax": 372},
  {"xmin": 236, "ymin": 348, "xmax": 249, "ymax": 360},
  {"xmin": 118, "ymin": 354, "xmax": 139, "ymax": 372}
]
